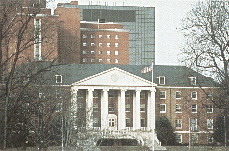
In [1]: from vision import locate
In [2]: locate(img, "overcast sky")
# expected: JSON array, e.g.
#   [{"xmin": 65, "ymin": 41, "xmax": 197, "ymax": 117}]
[{"xmin": 48, "ymin": 0, "xmax": 196, "ymax": 65}]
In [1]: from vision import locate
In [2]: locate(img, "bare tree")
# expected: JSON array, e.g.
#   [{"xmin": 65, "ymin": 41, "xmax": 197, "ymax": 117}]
[{"xmin": 0, "ymin": 0, "xmax": 58, "ymax": 149}]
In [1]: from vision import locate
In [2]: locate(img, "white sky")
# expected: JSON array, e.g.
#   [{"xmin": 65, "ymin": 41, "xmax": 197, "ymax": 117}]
[{"xmin": 48, "ymin": 0, "xmax": 196, "ymax": 65}]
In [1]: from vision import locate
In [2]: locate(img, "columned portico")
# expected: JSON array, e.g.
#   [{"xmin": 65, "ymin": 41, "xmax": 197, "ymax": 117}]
[
  {"xmin": 133, "ymin": 89, "xmax": 141, "ymax": 130},
  {"xmin": 147, "ymin": 88, "xmax": 156, "ymax": 130}
]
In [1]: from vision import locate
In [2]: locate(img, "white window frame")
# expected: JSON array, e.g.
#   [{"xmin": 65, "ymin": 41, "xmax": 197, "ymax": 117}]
[
  {"xmin": 176, "ymin": 119, "xmax": 182, "ymax": 129},
  {"xmin": 99, "ymin": 51, "xmax": 102, "ymax": 54},
  {"xmin": 99, "ymin": 43, "xmax": 103, "ymax": 47},
  {"xmin": 107, "ymin": 35, "xmax": 110, "ymax": 39},
  {"xmin": 160, "ymin": 104, "xmax": 166, "ymax": 113},
  {"xmin": 207, "ymin": 105, "xmax": 213, "ymax": 113},
  {"xmin": 83, "ymin": 34, "xmax": 87, "ymax": 38},
  {"xmin": 140, "ymin": 104, "xmax": 145, "ymax": 112},
  {"xmin": 176, "ymin": 134, "xmax": 182, "ymax": 143},
  {"xmin": 83, "ymin": 50, "xmax": 87, "ymax": 54},
  {"xmin": 207, "ymin": 119, "xmax": 213, "ymax": 129},
  {"xmin": 107, "ymin": 43, "xmax": 111, "ymax": 47},
  {"xmin": 115, "ymin": 35, "xmax": 119, "ymax": 39},
  {"xmin": 83, "ymin": 58, "xmax": 87, "ymax": 62},
  {"xmin": 99, "ymin": 59, "xmax": 103, "ymax": 62},
  {"xmin": 159, "ymin": 91, "xmax": 166, "ymax": 99},
  {"xmin": 175, "ymin": 104, "xmax": 182, "ymax": 113},
  {"xmin": 55, "ymin": 75, "xmax": 62, "ymax": 83},
  {"xmin": 115, "ymin": 43, "xmax": 118, "ymax": 47},
  {"xmin": 83, "ymin": 42, "xmax": 87, "ymax": 46},
  {"xmin": 175, "ymin": 91, "xmax": 181, "ymax": 99},
  {"xmin": 115, "ymin": 59, "xmax": 118, "ymax": 63},
  {"xmin": 91, "ymin": 35, "xmax": 95, "ymax": 38},
  {"xmin": 126, "ymin": 118, "xmax": 131, "ymax": 127},
  {"xmin": 191, "ymin": 91, "xmax": 197, "ymax": 100},
  {"xmin": 189, "ymin": 77, "xmax": 196, "ymax": 85},
  {"xmin": 107, "ymin": 59, "xmax": 110, "ymax": 63},
  {"xmin": 191, "ymin": 119, "xmax": 198, "ymax": 131},
  {"xmin": 141, "ymin": 118, "xmax": 146, "ymax": 127},
  {"xmin": 159, "ymin": 76, "xmax": 165, "ymax": 85},
  {"xmin": 91, "ymin": 51, "xmax": 95, "ymax": 54},
  {"xmin": 115, "ymin": 51, "xmax": 118, "ymax": 55},
  {"xmin": 91, "ymin": 58, "xmax": 95, "ymax": 62},
  {"xmin": 99, "ymin": 35, "xmax": 103, "ymax": 38},
  {"xmin": 191, "ymin": 104, "xmax": 197, "ymax": 113},
  {"xmin": 93, "ymin": 103, "xmax": 99, "ymax": 112},
  {"xmin": 125, "ymin": 104, "xmax": 130, "ymax": 112},
  {"xmin": 91, "ymin": 43, "xmax": 95, "ymax": 46},
  {"xmin": 107, "ymin": 51, "xmax": 110, "ymax": 55}
]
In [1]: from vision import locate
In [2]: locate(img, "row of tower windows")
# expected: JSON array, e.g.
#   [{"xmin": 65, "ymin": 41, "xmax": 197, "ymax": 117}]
[
  {"xmin": 83, "ymin": 58, "xmax": 119, "ymax": 63},
  {"xmin": 82, "ymin": 42, "xmax": 119, "ymax": 47},
  {"xmin": 83, "ymin": 34, "xmax": 119, "ymax": 39}
]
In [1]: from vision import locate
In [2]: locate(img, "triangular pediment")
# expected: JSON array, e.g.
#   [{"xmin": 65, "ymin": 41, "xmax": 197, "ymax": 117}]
[{"xmin": 72, "ymin": 67, "xmax": 153, "ymax": 87}]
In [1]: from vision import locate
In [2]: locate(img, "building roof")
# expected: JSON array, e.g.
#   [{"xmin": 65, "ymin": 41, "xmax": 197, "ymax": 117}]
[{"xmin": 44, "ymin": 64, "xmax": 218, "ymax": 87}]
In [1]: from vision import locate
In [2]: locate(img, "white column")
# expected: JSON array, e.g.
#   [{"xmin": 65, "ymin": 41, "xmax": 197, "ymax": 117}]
[
  {"xmin": 101, "ymin": 89, "xmax": 109, "ymax": 130},
  {"xmin": 151, "ymin": 87, "xmax": 156, "ymax": 131},
  {"xmin": 71, "ymin": 87, "xmax": 78, "ymax": 129},
  {"xmin": 134, "ymin": 89, "xmax": 141, "ymax": 130},
  {"xmin": 118, "ymin": 89, "xmax": 126, "ymax": 130},
  {"xmin": 86, "ymin": 88, "xmax": 94, "ymax": 130}
]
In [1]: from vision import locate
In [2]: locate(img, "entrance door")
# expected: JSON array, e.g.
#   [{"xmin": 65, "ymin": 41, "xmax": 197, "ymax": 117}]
[{"xmin": 108, "ymin": 114, "xmax": 117, "ymax": 131}]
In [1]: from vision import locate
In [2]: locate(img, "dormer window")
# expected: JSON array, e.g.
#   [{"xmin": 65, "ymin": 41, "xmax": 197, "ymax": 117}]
[
  {"xmin": 159, "ymin": 76, "xmax": 165, "ymax": 85},
  {"xmin": 189, "ymin": 77, "xmax": 196, "ymax": 85},
  {"xmin": 56, "ymin": 75, "xmax": 62, "ymax": 83}
]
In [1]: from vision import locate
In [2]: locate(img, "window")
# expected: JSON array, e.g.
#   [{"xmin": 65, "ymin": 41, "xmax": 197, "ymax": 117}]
[
  {"xmin": 93, "ymin": 118, "xmax": 99, "ymax": 127},
  {"xmin": 99, "ymin": 35, "xmax": 103, "ymax": 38},
  {"xmin": 91, "ymin": 51, "xmax": 95, "ymax": 54},
  {"xmin": 159, "ymin": 91, "xmax": 166, "ymax": 99},
  {"xmin": 83, "ymin": 50, "xmax": 87, "ymax": 54},
  {"xmin": 91, "ymin": 35, "xmax": 95, "ymax": 38},
  {"xmin": 176, "ymin": 134, "xmax": 182, "ymax": 143},
  {"xmin": 140, "ymin": 91, "xmax": 145, "ymax": 99},
  {"xmin": 160, "ymin": 104, "xmax": 166, "ymax": 113},
  {"xmin": 56, "ymin": 103, "xmax": 62, "ymax": 112},
  {"xmin": 91, "ymin": 59, "xmax": 95, "ymax": 62},
  {"xmin": 109, "ymin": 91, "xmax": 115, "ymax": 98},
  {"xmin": 125, "ymin": 91, "xmax": 130, "ymax": 98},
  {"xmin": 99, "ymin": 59, "xmax": 103, "ymax": 62},
  {"xmin": 207, "ymin": 119, "xmax": 213, "ymax": 129},
  {"xmin": 115, "ymin": 43, "xmax": 118, "ymax": 47},
  {"xmin": 93, "ymin": 91, "xmax": 99, "ymax": 98},
  {"xmin": 191, "ymin": 119, "xmax": 197, "ymax": 131},
  {"xmin": 115, "ymin": 51, "xmax": 118, "ymax": 55},
  {"xmin": 140, "ymin": 104, "xmax": 145, "ymax": 112},
  {"xmin": 56, "ymin": 75, "xmax": 62, "ymax": 83},
  {"xmin": 107, "ymin": 35, "xmax": 110, "ymax": 39},
  {"xmin": 192, "ymin": 133, "xmax": 198, "ymax": 143},
  {"xmin": 99, "ymin": 51, "xmax": 103, "ymax": 54},
  {"xmin": 191, "ymin": 91, "xmax": 197, "ymax": 99},
  {"xmin": 115, "ymin": 35, "xmax": 119, "ymax": 39},
  {"xmin": 107, "ymin": 51, "xmax": 110, "ymax": 55},
  {"xmin": 115, "ymin": 59, "xmax": 119, "ymax": 63},
  {"xmin": 191, "ymin": 104, "xmax": 197, "ymax": 113},
  {"xmin": 141, "ymin": 118, "xmax": 146, "ymax": 127},
  {"xmin": 159, "ymin": 76, "xmax": 165, "ymax": 85},
  {"xmin": 83, "ymin": 43, "xmax": 87, "ymax": 46},
  {"xmin": 107, "ymin": 43, "xmax": 110, "ymax": 47},
  {"xmin": 107, "ymin": 59, "xmax": 110, "ymax": 63},
  {"xmin": 207, "ymin": 92, "xmax": 213, "ymax": 100},
  {"xmin": 126, "ymin": 118, "xmax": 131, "ymax": 127},
  {"xmin": 83, "ymin": 34, "xmax": 87, "ymax": 38},
  {"xmin": 108, "ymin": 104, "xmax": 114, "ymax": 112},
  {"xmin": 78, "ymin": 103, "xmax": 83, "ymax": 109},
  {"xmin": 39, "ymin": 93, "xmax": 45, "ymax": 99},
  {"xmin": 189, "ymin": 77, "xmax": 196, "ymax": 85},
  {"xmin": 93, "ymin": 103, "xmax": 98, "ymax": 112},
  {"xmin": 176, "ymin": 119, "xmax": 182, "ymax": 129},
  {"xmin": 208, "ymin": 135, "xmax": 213, "ymax": 144},
  {"xmin": 109, "ymin": 118, "xmax": 115, "ymax": 127},
  {"xmin": 176, "ymin": 91, "xmax": 181, "ymax": 99},
  {"xmin": 125, "ymin": 104, "xmax": 130, "ymax": 112},
  {"xmin": 99, "ymin": 43, "xmax": 103, "ymax": 47},
  {"xmin": 207, "ymin": 105, "xmax": 213, "ymax": 113},
  {"xmin": 175, "ymin": 104, "xmax": 182, "ymax": 113},
  {"xmin": 91, "ymin": 43, "xmax": 95, "ymax": 46},
  {"xmin": 83, "ymin": 58, "xmax": 87, "ymax": 62}
]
